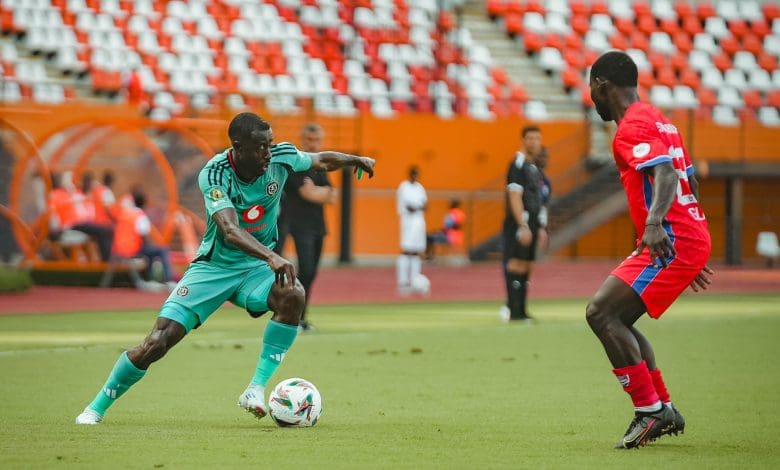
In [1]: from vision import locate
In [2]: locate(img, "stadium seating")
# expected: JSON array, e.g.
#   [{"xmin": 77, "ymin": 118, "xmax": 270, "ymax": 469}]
[
  {"xmin": 0, "ymin": 0, "xmax": 526, "ymax": 120},
  {"xmin": 485, "ymin": 0, "xmax": 780, "ymax": 123}
]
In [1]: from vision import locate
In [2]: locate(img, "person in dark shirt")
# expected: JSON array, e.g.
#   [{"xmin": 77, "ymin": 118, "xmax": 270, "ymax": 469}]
[
  {"xmin": 501, "ymin": 125, "xmax": 545, "ymax": 322},
  {"xmin": 281, "ymin": 123, "xmax": 338, "ymax": 332}
]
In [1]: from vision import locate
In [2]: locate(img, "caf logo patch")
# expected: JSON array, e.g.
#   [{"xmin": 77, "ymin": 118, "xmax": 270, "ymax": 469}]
[
  {"xmin": 176, "ymin": 286, "xmax": 189, "ymax": 297},
  {"xmin": 632, "ymin": 143, "xmax": 651, "ymax": 158},
  {"xmin": 209, "ymin": 188, "xmax": 224, "ymax": 200},
  {"xmin": 266, "ymin": 181, "xmax": 279, "ymax": 196}
]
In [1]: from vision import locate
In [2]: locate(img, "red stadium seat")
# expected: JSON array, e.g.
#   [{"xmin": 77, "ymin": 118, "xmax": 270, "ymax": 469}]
[
  {"xmin": 736, "ymin": 107, "xmax": 756, "ymax": 122},
  {"xmin": 758, "ymin": 53, "xmax": 778, "ymax": 73},
  {"xmin": 580, "ymin": 84, "xmax": 594, "ymax": 107},
  {"xmin": 491, "ymin": 67, "xmax": 508, "ymax": 85},
  {"xmin": 561, "ymin": 67, "xmax": 582, "ymax": 89},
  {"xmin": 659, "ymin": 18, "xmax": 679, "ymax": 36},
  {"xmin": 570, "ymin": 0, "xmax": 589, "ymax": 16},
  {"xmin": 505, "ymin": 0, "xmax": 523, "ymax": 16},
  {"xmin": 674, "ymin": 0, "xmax": 693, "ymax": 18},
  {"xmin": 637, "ymin": 16, "xmax": 656, "ymax": 36},
  {"xmin": 648, "ymin": 52, "xmax": 667, "ymax": 71},
  {"xmin": 698, "ymin": 88, "xmax": 718, "ymax": 107},
  {"xmin": 656, "ymin": 67, "xmax": 677, "ymax": 88},
  {"xmin": 742, "ymin": 89, "xmax": 762, "ymax": 109},
  {"xmin": 523, "ymin": 32, "xmax": 544, "ymax": 54},
  {"xmin": 712, "ymin": 53, "xmax": 732, "ymax": 73},
  {"xmin": 525, "ymin": 0, "xmax": 544, "ymax": 15},
  {"xmin": 630, "ymin": 32, "xmax": 649, "ymax": 51},
  {"xmin": 673, "ymin": 32, "xmax": 693, "ymax": 54},
  {"xmin": 486, "ymin": 0, "xmax": 507, "ymax": 19},
  {"xmin": 633, "ymin": 1, "xmax": 651, "ymax": 18},
  {"xmin": 742, "ymin": 34, "xmax": 763, "ymax": 56},
  {"xmin": 680, "ymin": 68, "xmax": 701, "ymax": 89},
  {"xmin": 749, "ymin": 19, "xmax": 770, "ymax": 39},
  {"xmin": 762, "ymin": 3, "xmax": 780, "ymax": 21},
  {"xmin": 681, "ymin": 15, "xmax": 703, "ymax": 36},
  {"xmin": 638, "ymin": 70, "xmax": 654, "ymax": 88},
  {"xmin": 670, "ymin": 51, "xmax": 688, "ymax": 72},
  {"xmin": 728, "ymin": 20, "xmax": 748, "ymax": 39},
  {"xmin": 590, "ymin": 0, "xmax": 609, "ymax": 15},
  {"xmin": 696, "ymin": 2, "xmax": 716, "ymax": 21},
  {"xmin": 571, "ymin": 15, "xmax": 590, "ymax": 36},
  {"xmin": 504, "ymin": 13, "xmax": 523, "ymax": 36},
  {"xmin": 565, "ymin": 33, "xmax": 583, "ymax": 50},
  {"xmin": 564, "ymin": 49, "xmax": 586, "ymax": 69},
  {"xmin": 719, "ymin": 36, "xmax": 739, "ymax": 56},
  {"xmin": 509, "ymin": 84, "xmax": 528, "ymax": 103},
  {"xmin": 545, "ymin": 34, "xmax": 564, "ymax": 51},
  {"xmin": 609, "ymin": 33, "xmax": 628, "ymax": 50},
  {"xmin": 614, "ymin": 17, "xmax": 634, "ymax": 37},
  {"xmin": 767, "ymin": 90, "xmax": 780, "ymax": 108}
]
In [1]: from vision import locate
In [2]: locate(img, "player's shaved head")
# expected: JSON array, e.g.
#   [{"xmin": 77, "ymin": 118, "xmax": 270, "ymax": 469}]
[
  {"xmin": 590, "ymin": 51, "xmax": 638, "ymax": 87},
  {"xmin": 228, "ymin": 112, "xmax": 271, "ymax": 143}
]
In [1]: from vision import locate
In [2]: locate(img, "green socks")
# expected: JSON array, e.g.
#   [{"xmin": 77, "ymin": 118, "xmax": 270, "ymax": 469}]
[
  {"xmin": 88, "ymin": 351, "xmax": 146, "ymax": 416},
  {"xmin": 251, "ymin": 320, "xmax": 299, "ymax": 387}
]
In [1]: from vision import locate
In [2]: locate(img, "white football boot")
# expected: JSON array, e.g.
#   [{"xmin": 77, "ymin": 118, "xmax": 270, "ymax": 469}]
[
  {"xmin": 238, "ymin": 385, "xmax": 267, "ymax": 419},
  {"xmin": 75, "ymin": 407, "xmax": 103, "ymax": 425}
]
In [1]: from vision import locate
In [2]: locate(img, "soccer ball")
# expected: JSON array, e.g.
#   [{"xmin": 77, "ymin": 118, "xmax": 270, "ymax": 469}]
[
  {"xmin": 268, "ymin": 378, "xmax": 322, "ymax": 427},
  {"xmin": 411, "ymin": 273, "xmax": 431, "ymax": 294}
]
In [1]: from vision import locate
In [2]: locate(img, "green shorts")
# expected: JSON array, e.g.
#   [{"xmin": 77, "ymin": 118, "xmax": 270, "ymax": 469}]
[{"xmin": 160, "ymin": 261, "xmax": 276, "ymax": 333}]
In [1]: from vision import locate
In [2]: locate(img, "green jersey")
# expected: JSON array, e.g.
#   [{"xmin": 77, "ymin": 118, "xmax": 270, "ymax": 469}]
[{"xmin": 195, "ymin": 143, "xmax": 312, "ymax": 269}]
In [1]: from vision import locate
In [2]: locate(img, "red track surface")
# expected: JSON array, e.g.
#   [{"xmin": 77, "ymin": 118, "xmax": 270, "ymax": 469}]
[{"xmin": 0, "ymin": 261, "xmax": 777, "ymax": 315}]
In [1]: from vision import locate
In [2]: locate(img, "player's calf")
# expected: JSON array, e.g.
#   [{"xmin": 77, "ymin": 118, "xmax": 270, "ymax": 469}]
[{"xmin": 267, "ymin": 280, "xmax": 306, "ymax": 325}]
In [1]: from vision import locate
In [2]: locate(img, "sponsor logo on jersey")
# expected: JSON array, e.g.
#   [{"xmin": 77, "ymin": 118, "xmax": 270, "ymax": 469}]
[
  {"xmin": 243, "ymin": 204, "xmax": 265, "ymax": 223},
  {"xmin": 176, "ymin": 286, "xmax": 189, "ymax": 297},
  {"xmin": 266, "ymin": 181, "xmax": 279, "ymax": 196},
  {"xmin": 632, "ymin": 143, "xmax": 651, "ymax": 158},
  {"xmin": 656, "ymin": 122, "xmax": 678, "ymax": 134}
]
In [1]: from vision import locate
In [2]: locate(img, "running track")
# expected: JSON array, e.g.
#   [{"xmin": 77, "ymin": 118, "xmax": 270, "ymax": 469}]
[{"xmin": 0, "ymin": 261, "xmax": 778, "ymax": 315}]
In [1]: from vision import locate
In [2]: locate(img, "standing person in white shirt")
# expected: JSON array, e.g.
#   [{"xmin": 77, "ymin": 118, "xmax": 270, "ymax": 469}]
[{"xmin": 396, "ymin": 166, "xmax": 428, "ymax": 294}]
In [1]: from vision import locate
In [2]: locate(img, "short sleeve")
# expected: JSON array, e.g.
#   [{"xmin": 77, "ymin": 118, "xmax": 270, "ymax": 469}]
[
  {"xmin": 198, "ymin": 163, "xmax": 234, "ymax": 217},
  {"xmin": 614, "ymin": 120, "xmax": 672, "ymax": 172},
  {"xmin": 272, "ymin": 142, "xmax": 313, "ymax": 172},
  {"xmin": 506, "ymin": 161, "xmax": 525, "ymax": 193}
]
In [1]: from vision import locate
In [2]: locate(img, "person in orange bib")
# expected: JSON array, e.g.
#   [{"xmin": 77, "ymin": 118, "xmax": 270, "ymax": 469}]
[{"xmin": 113, "ymin": 190, "xmax": 174, "ymax": 283}]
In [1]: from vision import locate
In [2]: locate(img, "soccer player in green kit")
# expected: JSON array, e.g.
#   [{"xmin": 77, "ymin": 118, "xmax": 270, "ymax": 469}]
[{"xmin": 76, "ymin": 112, "xmax": 375, "ymax": 424}]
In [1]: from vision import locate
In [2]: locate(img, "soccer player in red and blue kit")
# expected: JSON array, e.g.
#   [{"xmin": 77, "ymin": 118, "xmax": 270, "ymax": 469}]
[{"xmin": 586, "ymin": 51, "xmax": 714, "ymax": 449}]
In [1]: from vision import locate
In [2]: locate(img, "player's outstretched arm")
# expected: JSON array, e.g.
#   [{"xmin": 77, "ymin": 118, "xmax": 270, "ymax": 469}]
[
  {"xmin": 633, "ymin": 163, "xmax": 679, "ymax": 267},
  {"xmin": 212, "ymin": 208, "xmax": 296, "ymax": 287},
  {"xmin": 310, "ymin": 151, "xmax": 375, "ymax": 177}
]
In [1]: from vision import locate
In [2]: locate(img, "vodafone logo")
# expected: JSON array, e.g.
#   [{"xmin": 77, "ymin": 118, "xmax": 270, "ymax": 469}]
[{"xmin": 243, "ymin": 204, "xmax": 265, "ymax": 223}]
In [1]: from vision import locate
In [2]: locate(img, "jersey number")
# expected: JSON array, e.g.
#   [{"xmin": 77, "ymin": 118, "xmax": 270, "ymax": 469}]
[{"xmin": 670, "ymin": 147, "xmax": 705, "ymax": 221}]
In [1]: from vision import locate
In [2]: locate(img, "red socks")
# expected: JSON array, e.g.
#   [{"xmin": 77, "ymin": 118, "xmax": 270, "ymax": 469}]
[
  {"xmin": 649, "ymin": 367, "xmax": 671, "ymax": 404},
  {"xmin": 613, "ymin": 360, "xmax": 660, "ymax": 410}
]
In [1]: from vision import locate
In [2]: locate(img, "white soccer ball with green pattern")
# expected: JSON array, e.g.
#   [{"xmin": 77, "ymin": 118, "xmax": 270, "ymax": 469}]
[{"xmin": 268, "ymin": 378, "xmax": 322, "ymax": 427}]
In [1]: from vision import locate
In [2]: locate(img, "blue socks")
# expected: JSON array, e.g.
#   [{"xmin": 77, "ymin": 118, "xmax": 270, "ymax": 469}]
[
  {"xmin": 88, "ymin": 351, "xmax": 146, "ymax": 416},
  {"xmin": 251, "ymin": 320, "xmax": 298, "ymax": 387}
]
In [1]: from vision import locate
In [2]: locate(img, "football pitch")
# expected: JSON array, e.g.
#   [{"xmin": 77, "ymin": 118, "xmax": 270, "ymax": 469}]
[{"xmin": 1, "ymin": 295, "xmax": 779, "ymax": 469}]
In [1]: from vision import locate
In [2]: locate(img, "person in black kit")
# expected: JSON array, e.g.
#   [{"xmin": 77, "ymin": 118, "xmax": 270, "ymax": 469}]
[
  {"xmin": 280, "ymin": 123, "xmax": 338, "ymax": 332},
  {"xmin": 502, "ymin": 125, "xmax": 545, "ymax": 322}
]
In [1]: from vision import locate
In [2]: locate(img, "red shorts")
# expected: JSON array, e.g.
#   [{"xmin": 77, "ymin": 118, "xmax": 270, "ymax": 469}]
[{"xmin": 611, "ymin": 244, "xmax": 709, "ymax": 319}]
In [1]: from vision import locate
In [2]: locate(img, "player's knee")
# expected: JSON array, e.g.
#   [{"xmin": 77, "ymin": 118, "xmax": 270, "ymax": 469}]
[
  {"xmin": 136, "ymin": 332, "xmax": 170, "ymax": 366},
  {"xmin": 585, "ymin": 299, "xmax": 607, "ymax": 333}
]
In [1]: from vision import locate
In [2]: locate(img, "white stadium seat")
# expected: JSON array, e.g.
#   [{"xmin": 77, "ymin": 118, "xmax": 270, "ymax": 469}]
[{"xmin": 712, "ymin": 105, "xmax": 739, "ymax": 126}]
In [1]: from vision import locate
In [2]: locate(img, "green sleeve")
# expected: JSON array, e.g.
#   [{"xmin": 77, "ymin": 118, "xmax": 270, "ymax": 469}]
[
  {"xmin": 198, "ymin": 164, "xmax": 234, "ymax": 217},
  {"xmin": 272, "ymin": 142, "xmax": 313, "ymax": 172}
]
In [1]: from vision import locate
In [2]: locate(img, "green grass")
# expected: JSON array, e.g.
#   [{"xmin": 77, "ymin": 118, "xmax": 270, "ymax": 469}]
[{"xmin": 1, "ymin": 295, "xmax": 779, "ymax": 469}]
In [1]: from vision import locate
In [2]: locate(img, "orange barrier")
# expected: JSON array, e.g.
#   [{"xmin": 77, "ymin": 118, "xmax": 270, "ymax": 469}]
[{"xmin": 2, "ymin": 102, "xmax": 779, "ymax": 265}]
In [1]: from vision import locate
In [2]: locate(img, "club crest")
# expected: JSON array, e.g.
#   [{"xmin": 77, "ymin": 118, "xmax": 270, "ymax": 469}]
[{"xmin": 266, "ymin": 181, "xmax": 279, "ymax": 196}]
